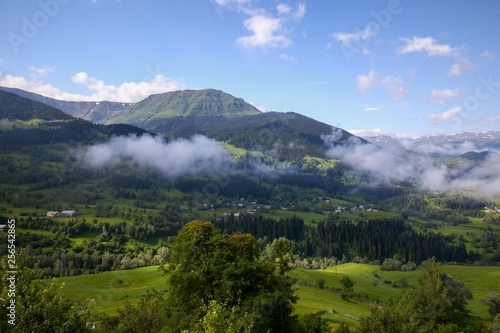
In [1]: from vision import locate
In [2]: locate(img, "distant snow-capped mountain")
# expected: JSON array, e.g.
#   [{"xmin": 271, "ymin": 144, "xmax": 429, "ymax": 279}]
[{"xmin": 362, "ymin": 131, "xmax": 500, "ymax": 156}]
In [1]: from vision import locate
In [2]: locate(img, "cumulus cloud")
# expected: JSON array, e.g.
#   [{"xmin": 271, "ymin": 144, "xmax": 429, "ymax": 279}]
[
  {"xmin": 398, "ymin": 36, "xmax": 474, "ymax": 76},
  {"xmin": 486, "ymin": 115, "xmax": 500, "ymax": 124},
  {"xmin": 382, "ymin": 76, "xmax": 409, "ymax": 100},
  {"xmin": 332, "ymin": 25, "xmax": 377, "ymax": 46},
  {"xmin": 348, "ymin": 128, "xmax": 385, "ymax": 138},
  {"xmin": 29, "ymin": 66, "xmax": 55, "ymax": 80},
  {"xmin": 426, "ymin": 106, "xmax": 462, "ymax": 124},
  {"xmin": 278, "ymin": 53, "xmax": 298, "ymax": 63},
  {"xmin": 448, "ymin": 58, "xmax": 474, "ymax": 76},
  {"xmin": 276, "ymin": 3, "xmax": 292, "ymax": 15},
  {"xmin": 215, "ymin": 1, "xmax": 304, "ymax": 49},
  {"xmin": 427, "ymin": 89, "xmax": 463, "ymax": 105},
  {"xmin": 480, "ymin": 50, "xmax": 496, "ymax": 60},
  {"xmin": 356, "ymin": 71, "xmax": 409, "ymax": 99},
  {"xmin": 398, "ymin": 36, "xmax": 455, "ymax": 56},
  {"xmin": 237, "ymin": 15, "xmax": 291, "ymax": 48},
  {"xmin": 323, "ymin": 128, "xmax": 500, "ymax": 196},
  {"xmin": 83, "ymin": 134, "xmax": 230, "ymax": 178},
  {"xmin": 357, "ymin": 69, "xmax": 376, "ymax": 95},
  {"xmin": 0, "ymin": 70, "xmax": 185, "ymax": 102}
]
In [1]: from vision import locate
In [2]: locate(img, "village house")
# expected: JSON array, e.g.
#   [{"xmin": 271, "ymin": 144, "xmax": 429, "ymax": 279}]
[
  {"xmin": 46, "ymin": 211, "xmax": 60, "ymax": 217},
  {"xmin": 60, "ymin": 210, "xmax": 78, "ymax": 217}
]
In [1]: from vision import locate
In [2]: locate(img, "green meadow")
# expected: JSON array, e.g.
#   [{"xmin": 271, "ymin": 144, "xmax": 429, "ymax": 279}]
[{"xmin": 58, "ymin": 262, "xmax": 499, "ymax": 329}]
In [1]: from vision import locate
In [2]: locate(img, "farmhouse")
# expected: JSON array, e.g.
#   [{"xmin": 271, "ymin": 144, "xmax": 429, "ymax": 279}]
[
  {"xmin": 46, "ymin": 211, "xmax": 60, "ymax": 217},
  {"xmin": 0, "ymin": 225, "xmax": 7, "ymax": 232},
  {"xmin": 60, "ymin": 210, "xmax": 78, "ymax": 217}
]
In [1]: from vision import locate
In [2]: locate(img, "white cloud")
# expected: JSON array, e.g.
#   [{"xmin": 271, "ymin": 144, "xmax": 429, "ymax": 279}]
[
  {"xmin": 83, "ymin": 134, "xmax": 230, "ymax": 178},
  {"xmin": 323, "ymin": 129, "xmax": 500, "ymax": 196},
  {"xmin": 0, "ymin": 71, "xmax": 185, "ymax": 102},
  {"xmin": 278, "ymin": 53, "xmax": 297, "ymax": 63},
  {"xmin": 332, "ymin": 26, "xmax": 376, "ymax": 46},
  {"xmin": 398, "ymin": 36, "xmax": 455, "ymax": 56},
  {"xmin": 448, "ymin": 58, "xmax": 474, "ymax": 76},
  {"xmin": 486, "ymin": 115, "xmax": 500, "ymax": 124},
  {"xmin": 363, "ymin": 107, "xmax": 381, "ymax": 112},
  {"xmin": 427, "ymin": 89, "xmax": 463, "ymax": 105},
  {"xmin": 398, "ymin": 36, "xmax": 474, "ymax": 76},
  {"xmin": 356, "ymin": 69, "xmax": 376, "ymax": 95},
  {"xmin": 215, "ymin": 1, "xmax": 304, "ymax": 49},
  {"xmin": 276, "ymin": 3, "xmax": 292, "ymax": 15},
  {"xmin": 426, "ymin": 106, "xmax": 462, "ymax": 124},
  {"xmin": 213, "ymin": 0, "xmax": 252, "ymax": 10},
  {"xmin": 29, "ymin": 66, "xmax": 55, "ymax": 80},
  {"xmin": 236, "ymin": 15, "xmax": 291, "ymax": 49},
  {"xmin": 292, "ymin": 3, "xmax": 306, "ymax": 20},
  {"xmin": 480, "ymin": 50, "xmax": 496, "ymax": 60},
  {"xmin": 382, "ymin": 76, "xmax": 409, "ymax": 100},
  {"xmin": 348, "ymin": 128, "xmax": 385, "ymax": 138},
  {"xmin": 249, "ymin": 101, "xmax": 267, "ymax": 112}
]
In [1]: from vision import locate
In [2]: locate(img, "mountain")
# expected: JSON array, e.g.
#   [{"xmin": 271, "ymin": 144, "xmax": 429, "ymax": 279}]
[
  {"xmin": 148, "ymin": 111, "xmax": 358, "ymax": 161},
  {"xmin": 0, "ymin": 87, "xmax": 260, "ymax": 125},
  {"xmin": 0, "ymin": 87, "xmax": 363, "ymax": 160},
  {"xmin": 0, "ymin": 87, "xmax": 130, "ymax": 123},
  {"xmin": 0, "ymin": 89, "xmax": 73, "ymax": 121},
  {"xmin": 460, "ymin": 150, "xmax": 491, "ymax": 162},
  {"xmin": 363, "ymin": 131, "xmax": 500, "ymax": 156},
  {"xmin": 0, "ymin": 89, "xmax": 150, "ymax": 149},
  {"xmin": 103, "ymin": 89, "xmax": 261, "ymax": 127}
]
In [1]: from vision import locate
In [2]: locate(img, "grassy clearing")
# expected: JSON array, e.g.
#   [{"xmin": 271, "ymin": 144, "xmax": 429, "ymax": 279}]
[
  {"xmin": 58, "ymin": 262, "xmax": 499, "ymax": 330},
  {"xmin": 292, "ymin": 263, "xmax": 499, "ymax": 321},
  {"xmin": 59, "ymin": 266, "xmax": 166, "ymax": 314},
  {"xmin": 294, "ymin": 285, "xmax": 370, "ymax": 328},
  {"xmin": 261, "ymin": 210, "xmax": 326, "ymax": 225}
]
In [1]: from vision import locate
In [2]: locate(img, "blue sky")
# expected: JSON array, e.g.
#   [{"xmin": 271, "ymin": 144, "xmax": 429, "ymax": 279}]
[{"xmin": 0, "ymin": 0, "xmax": 499, "ymax": 136}]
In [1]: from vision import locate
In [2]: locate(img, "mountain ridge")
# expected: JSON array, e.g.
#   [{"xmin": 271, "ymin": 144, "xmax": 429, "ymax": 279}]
[
  {"xmin": 363, "ymin": 131, "xmax": 500, "ymax": 156},
  {"xmin": 0, "ymin": 86, "xmax": 362, "ymax": 160},
  {"xmin": 103, "ymin": 88, "xmax": 261, "ymax": 127}
]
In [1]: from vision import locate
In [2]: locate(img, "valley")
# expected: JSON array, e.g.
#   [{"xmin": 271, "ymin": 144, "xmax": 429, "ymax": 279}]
[{"xmin": 0, "ymin": 88, "xmax": 499, "ymax": 332}]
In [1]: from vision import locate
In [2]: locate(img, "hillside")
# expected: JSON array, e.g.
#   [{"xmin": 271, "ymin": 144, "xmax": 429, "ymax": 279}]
[
  {"xmin": 0, "ymin": 90, "xmax": 74, "ymax": 121},
  {"xmin": 147, "ymin": 111, "xmax": 359, "ymax": 160},
  {"xmin": 0, "ymin": 91, "xmax": 151, "ymax": 149},
  {"xmin": 0, "ymin": 87, "xmax": 363, "ymax": 160},
  {"xmin": 104, "ymin": 88, "xmax": 261, "ymax": 126},
  {"xmin": 0, "ymin": 86, "xmax": 130, "ymax": 122}
]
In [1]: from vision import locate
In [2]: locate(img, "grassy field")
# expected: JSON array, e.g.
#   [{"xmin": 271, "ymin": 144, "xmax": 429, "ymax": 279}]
[
  {"xmin": 58, "ymin": 262, "xmax": 499, "ymax": 330},
  {"xmin": 59, "ymin": 266, "xmax": 167, "ymax": 314}
]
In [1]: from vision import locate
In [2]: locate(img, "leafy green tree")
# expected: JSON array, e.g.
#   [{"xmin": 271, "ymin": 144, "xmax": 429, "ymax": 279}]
[
  {"xmin": 161, "ymin": 220, "xmax": 301, "ymax": 332},
  {"xmin": 116, "ymin": 289, "xmax": 170, "ymax": 333},
  {"xmin": 0, "ymin": 250, "xmax": 100, "ymax": 333},
  {"xmin": 339, "ymin": 276, "xmax": 354, "ymax": 301},
  {"xmin": 482, "ymin": 292, "xmax": 500, "ymax": 318},
  {"xmin": 297, "ymin": 313, "xmax": 330, "ymax": 333},
  {"xmin": 334, "ymin": 322, "xmax": 351, "ymax": 333},
  {"xmin": 359, "ymin": 258, "xmax": 484, "ymax": 333}
]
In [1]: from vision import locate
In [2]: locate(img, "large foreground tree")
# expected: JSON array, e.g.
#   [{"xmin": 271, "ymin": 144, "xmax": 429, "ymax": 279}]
[{"xmin": 161, "ymin": 220, "xmax": 301, "ymax": 332}]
